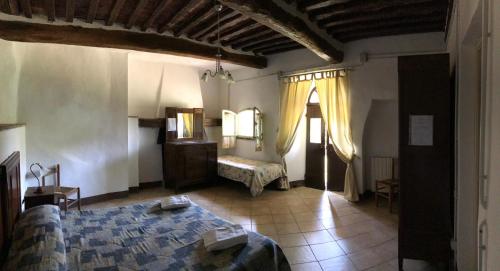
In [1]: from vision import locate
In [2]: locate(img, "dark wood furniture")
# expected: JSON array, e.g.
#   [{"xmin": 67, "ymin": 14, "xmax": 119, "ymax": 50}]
[
  {"xmin": 398, "ymin": 54, "xmax": 452, "ymax": 270},
  {"xmin": 24, "ymin": 186, "xmax": 57, "ymax": 209},
  {"xmin": 41, "ymin": 164, "xmax": 81, "ymax": 211},
  {"xmin": 375, "ymin": 179, "xmax": 399, "ymax": 213},
  {"xmin": 163, "ymin": 141, "xmax": 217, "ymax": 193},
  {"xmin": 0, "ymin": 151, "xmax": 22, "ymax": 263}
]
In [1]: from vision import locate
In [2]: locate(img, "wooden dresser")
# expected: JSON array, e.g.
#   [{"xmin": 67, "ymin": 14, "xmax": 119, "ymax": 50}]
[{"xmin": 163, "ymin": 141, "xmax": 217, "ymax": 192}]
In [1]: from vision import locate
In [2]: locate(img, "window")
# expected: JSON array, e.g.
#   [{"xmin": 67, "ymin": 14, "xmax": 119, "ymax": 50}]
[{"xmin": 222, "ymin": 108, "xmax": 263, "ymax": 139}]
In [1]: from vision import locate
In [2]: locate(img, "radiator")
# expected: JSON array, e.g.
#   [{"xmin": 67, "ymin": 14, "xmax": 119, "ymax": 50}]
[{"xmin": 370, "ymin": 157, "xmax": 396, "ymax": 187}]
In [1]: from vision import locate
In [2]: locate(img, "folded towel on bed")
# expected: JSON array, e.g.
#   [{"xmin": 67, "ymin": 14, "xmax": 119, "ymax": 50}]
[
  {"xmin": 160, "ymin": 195, "xmax": 191, "ymax": 210},
  {"xmin": 203, "ymin": 224, "xmax": 248, "ymax": 251}
]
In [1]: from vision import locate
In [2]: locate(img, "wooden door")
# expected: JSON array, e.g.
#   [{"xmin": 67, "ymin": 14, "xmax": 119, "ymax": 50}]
[
  {"xmin": 327, "ymin": 142, "xmax": 346, "ymax": 192},
  {"xmin": 398, "ymin": 54, "xmax": 452, "ymax": 269},
  {"xmin": 305, "ymin": 103, "xmax": 325, "ymax": 190}
]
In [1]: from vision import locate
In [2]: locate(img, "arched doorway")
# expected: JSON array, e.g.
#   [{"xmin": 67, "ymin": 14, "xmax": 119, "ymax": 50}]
[{"xmin": 305, "ymin": 89, "xmax": 346, "ymax": 191}]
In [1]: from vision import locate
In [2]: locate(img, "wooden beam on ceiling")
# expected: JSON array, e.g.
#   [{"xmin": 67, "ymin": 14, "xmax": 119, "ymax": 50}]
[
  {"xmin": 86, "ymin": 0, "xmax": 100, "ymax": 23},
  {"xmin": 298, "ymin": 0, "xmax": 351, "ymax": 12},
  {"xmin": 188, "ymin": 9, "xmax": 241, "ymax": 39},
  {"xmin": 65, "ymin": 0, "xmax": 75, "ymax": 22},
  {"xmin": 45, "ymin": 0, "xmax": 55, "ymax": 22},
  {"xmin": 322, "ymin": 4, "xmax": 447, "ymax": 29},
  {"xmin": 142, "ymin": 0, "xmax": 172, "ymax": 31},
  {"xmin": 221, "ymin": 27, "xmax": 275, "ymax": 47},
  {"xmin": 106, "ymin": 0, "xmax": 126, "ymax": 26},
  {"xmin": 0, "ymin": 20, "xmax": 267, "ymax": 69},
  {"xmin": 173, "ymin": 4, "xmax": 215, "ymax": 37},
  {"xmin": 191, "ymin": 12, "xmax": 242, "ymax": 41},
  {"xmin": 260, "ymin": 43, "xmax": 303, "ymax": 55},
  {"xmin": 19, "ymin": 0, "xmax": 32, "ymax": 18},
  {"xmin": 126, "ymin": 0, "xmax": 147, "ymax": 29},
  {"xmin": 337, "ymin": 22, "xmax": 444, "ymax": 42},
  {"xmin": 254, "ymin": 40, "xmax": 296, "ymax": 53},
  {"xmin": 311, "ymin": 0, "xmax": 435, "ymax": 21},
  {"xmin": 218, "ymin": 0, "xmax": 344, "ymax": 63},
  {"xmin": 157, "ymin": 0, "xmax": 203, "ymax": 34},
  {"xmin": 329, "ymin": 15, "xmax": 446, "ymax": 36},
  {"xmin": 208, "ymin": 19, "xmax": 260, "ymax": 43},
  {"xmin": 242, "ymin": 36, "xmax": 291, "ymax": 51},
  {"xmin": 231, "ymin": 32, "xmax": 282, "ymax": 49}
]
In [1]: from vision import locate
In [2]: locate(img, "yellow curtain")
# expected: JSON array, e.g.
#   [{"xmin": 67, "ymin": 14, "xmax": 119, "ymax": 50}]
[
  {"xmin": 183, "ymin": 113, "xmax": 193, "ymax": 138},
  {"xmin": 315, "ymin": 71, "xmax": 359, "ymax": 202},
  {"xmin": 276, "ymin": 79, "xmax": 312, "ymax": 189}
]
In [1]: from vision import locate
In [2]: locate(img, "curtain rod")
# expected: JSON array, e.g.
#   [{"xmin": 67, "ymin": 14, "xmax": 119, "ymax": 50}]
[{"xmin": 279, "ymin": 64, "xmax": 361, "ymax": 79}]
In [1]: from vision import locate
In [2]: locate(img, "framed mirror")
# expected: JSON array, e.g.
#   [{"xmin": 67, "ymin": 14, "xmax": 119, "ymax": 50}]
[
  {"xmin": 165, "ymin": 107, "xmax": 204, "ymax": 141},
  {"xmin": 177, "ymin": 112, "xmax": 194, "ymax": 138}
]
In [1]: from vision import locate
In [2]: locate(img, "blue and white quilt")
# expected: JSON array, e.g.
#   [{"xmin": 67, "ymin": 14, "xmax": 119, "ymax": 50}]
[{"xmin": 7, "ymin": 201, "xmax": 290, "ymax": 270}]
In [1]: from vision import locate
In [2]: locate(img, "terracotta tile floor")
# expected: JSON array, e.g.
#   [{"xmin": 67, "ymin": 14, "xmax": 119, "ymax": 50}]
[{"xmin": 84, "ymin": 183, "xmax": 442, "ymax": 271}]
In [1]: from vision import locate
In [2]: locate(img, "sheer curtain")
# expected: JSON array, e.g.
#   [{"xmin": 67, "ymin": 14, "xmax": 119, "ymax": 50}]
[
  {"xmin": 276, "ymin": 78, "xmax": 312, "ymax": 189},
  {"xmin": 315, "ymin": 71, "xmax": 359, "ymax": 201}
]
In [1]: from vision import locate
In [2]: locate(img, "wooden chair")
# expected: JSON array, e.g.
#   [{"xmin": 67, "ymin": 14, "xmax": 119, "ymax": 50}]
[
  {"xmin": 374, "ymin": 158, "xmax": 399, "ymax": 213},
  {"xmin": 42, "ymin": 164, "xmax": 81, "ymax": 211}
]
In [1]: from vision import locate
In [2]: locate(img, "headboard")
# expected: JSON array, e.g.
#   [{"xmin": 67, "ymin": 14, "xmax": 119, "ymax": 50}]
[{"xmin": 0, "ymin": 151, "xmax": 21, "ymax": 263}]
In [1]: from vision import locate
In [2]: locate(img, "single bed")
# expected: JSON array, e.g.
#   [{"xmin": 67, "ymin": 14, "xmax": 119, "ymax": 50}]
[
  {"xmin": 218, "ymin": 155, "xmax": 286, "ymax": 197},
  {"xmin": 0, "ymin": 152, "xmax": 290, "ymax": 271}
]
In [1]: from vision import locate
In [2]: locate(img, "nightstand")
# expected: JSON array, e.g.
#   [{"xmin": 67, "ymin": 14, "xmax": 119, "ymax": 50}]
[{"xmin": 24, "ymin": 186, "xmax": 56, "ymax": 210}]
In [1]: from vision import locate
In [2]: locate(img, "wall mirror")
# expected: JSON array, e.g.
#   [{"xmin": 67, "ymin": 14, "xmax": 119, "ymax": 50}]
[
  {"xmin": 177, "ymin": 112, "xmax": 194, "ymax": 138},
  {"xmin": 165, "ymin": 107, "xmax": 204, "ymax": 141}
]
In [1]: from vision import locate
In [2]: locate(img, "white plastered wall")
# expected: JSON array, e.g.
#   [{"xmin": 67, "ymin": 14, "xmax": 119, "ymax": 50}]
[
  {"xmin": 127, "ymin": 55, "xmax": 204, "ymax": 183},
  {"xmin": 228, "ymin": 33, "xmax": 445, "ymax": 192},
  {"xmin": 0, "ymin": 39, "xmax": 19, "ymax": 123},
  {"xmin": 14, "ymin": 43, "xmax": 129, "ymax": 198}
]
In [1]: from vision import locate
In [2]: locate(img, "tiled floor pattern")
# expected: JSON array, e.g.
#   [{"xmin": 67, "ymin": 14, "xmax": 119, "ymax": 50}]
[{"xmin": 85, "ymin": 183, "xmax": 441, "ymax": 271}]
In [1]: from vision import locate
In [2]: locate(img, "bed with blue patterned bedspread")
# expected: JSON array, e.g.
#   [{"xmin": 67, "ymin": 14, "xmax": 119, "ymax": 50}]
[{"xmin": 6, "ymin": 202, "xmax": 290, "ymax": 271}]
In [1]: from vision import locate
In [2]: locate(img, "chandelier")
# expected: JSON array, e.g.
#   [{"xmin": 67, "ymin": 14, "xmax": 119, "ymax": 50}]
[{"xmin": 200, "ymin": 4, "xmax": 235, "ymax": 84}]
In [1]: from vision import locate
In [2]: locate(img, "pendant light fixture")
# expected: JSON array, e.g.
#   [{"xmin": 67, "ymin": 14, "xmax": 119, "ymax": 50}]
[{"xmin": 200, "ymin": 3, "xmax": 235, "ymax": 84}]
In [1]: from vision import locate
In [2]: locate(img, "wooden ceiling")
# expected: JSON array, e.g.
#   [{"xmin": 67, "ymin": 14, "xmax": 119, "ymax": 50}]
[{"xmin": 0, "ymin": 0, "xmax": 451, "ymax": 68}]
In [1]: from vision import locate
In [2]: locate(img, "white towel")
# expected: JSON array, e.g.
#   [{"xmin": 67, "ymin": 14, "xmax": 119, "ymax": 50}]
[
  {"xmin": 160, "ymin": 195, "xmax": 191, "ymax": 210},
  {"xmin": 203, "ymin": 225, "xmax": 248, "ymax": 251}
]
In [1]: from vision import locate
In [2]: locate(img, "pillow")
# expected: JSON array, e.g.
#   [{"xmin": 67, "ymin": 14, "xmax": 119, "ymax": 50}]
[{"xmin": 6, "ymin": 205, "xmax": 66, "ymax": 271}]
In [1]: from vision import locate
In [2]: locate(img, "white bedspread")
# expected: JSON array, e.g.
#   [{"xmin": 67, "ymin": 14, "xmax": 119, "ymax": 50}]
[{"xmin": 218, "ymin": 155, "xmax": 286, "ymax": 196}]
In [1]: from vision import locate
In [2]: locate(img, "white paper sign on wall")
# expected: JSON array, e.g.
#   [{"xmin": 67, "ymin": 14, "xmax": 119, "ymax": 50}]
[{"xmin": 409, "ymin": 115, "xmax": 433, "ymax": 146}]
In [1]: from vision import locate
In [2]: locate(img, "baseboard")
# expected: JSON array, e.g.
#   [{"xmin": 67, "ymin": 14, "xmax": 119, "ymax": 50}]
[
  {"xmin": 129, "ymin": 186, "xmax": 140, "ymax": 193},
  {"xmin": 80, "ymin": 190, "xmax": 129, "ymax": 206},
  {"xmin": 290, "ymin": 180, "xmax": 305, "ymax": 188},
  {"xmin": 139, "ymin": 180, "xmax": 163, "ymax": 189}
]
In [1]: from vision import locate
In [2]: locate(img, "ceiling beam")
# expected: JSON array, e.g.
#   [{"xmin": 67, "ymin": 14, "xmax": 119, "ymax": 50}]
[
  {"xmin": 189, "ymin": 9, "xmax": 238, "ymax": 39},
  {"xmin": 65, "ymin": 0, "xmax": 75, "ymax": 22},
  {"xmin": 45, "ymin": 0, "xmax": 55, "ymax": 22},
  {"xmin": 222, "ymin": 27, "xmax": 275, "ymax": 47},
  {"xmin": 126, "ymin": 0, "xmax": 147, "ymax": 29},
  {"xmin": 260, "ymin": 43, "xmax": 303, "ymax": 55},
  {"xmin": 19, "ymin": 0, "xmax": 32, "ymax": 18},
  {"xmin": 329, "ymin": 15, "xmax": 446, "ymax": 36},
  {"xmin": 157, "ymin": 0, "xmax": 202, "ymax": 34},
  {"xmin": 106, "ymin": 0, "xmax": 126, "ymax": 26},
  {"xmin": 254, "ymin": 40, "xmax": 296, "ymax": 53},
  {"xmin": 86, "ymin": 0, "xmax": 100, "ymax": 23},
  {"xmin": 311, "ymin": 0, "xmax": 435, "ymax": 21},
  {"xmin": 208, "ymin": 19, "xmax": 260, "ymax": 43},
  {"xmin": 322, "ymin": 4, "xmax": 447, "ymax": 29},
  {"xmin": 142, "ymin": 0, "xmax": 172, "ymax": 31},
  {"xmin": 337, "ymin": 23, "xmax": 444, "ymax": 42},
  {"xmin": 218, "ymin": 0, "xmax": 344, "ymax": 62},
  {"xmin": 298, "ymin": 0, "xmax": 350, "ymax": 12},
  {"xmin": 231, "ymin": 32, "xmax": 282, "ymax": 49},
  {"xmin": 242, "ymin": 36, "xmax": 290, "ymax": 51},
  {"xmin": 173, "ymin": 4, "xmax": 215, "ymax": 37},
  {"xmin": 0, "ymin": 20, "xmax": 267, "ymax": 69}
]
